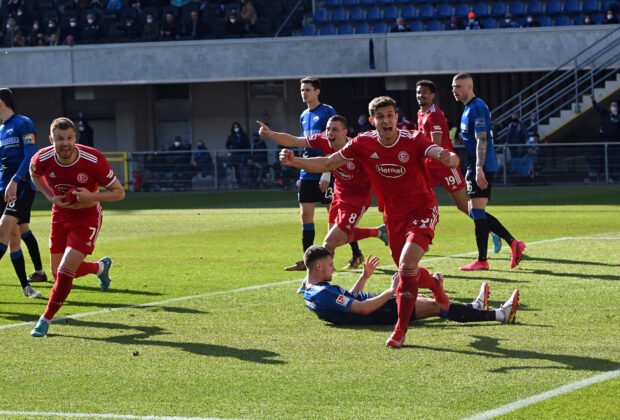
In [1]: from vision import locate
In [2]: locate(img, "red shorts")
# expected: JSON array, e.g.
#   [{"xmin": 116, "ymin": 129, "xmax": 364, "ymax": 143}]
[
  {"xmin": 385, "ymin": 206, "xmax": 439, "ymax": 265},
  {"xmin": 426, "ymin": 161, "xmax": 466, "ymax": 193},
  {"xmin": 49, "ymin": 205, "xmax": 103, "ymax": 256},
  {"xmin": 329, "ymin": 201, "xmax": 367, "ymax": 234}
]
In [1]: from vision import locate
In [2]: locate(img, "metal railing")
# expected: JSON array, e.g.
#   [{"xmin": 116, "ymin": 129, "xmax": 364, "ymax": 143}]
[{"xmin": 493, "ymin": 27, "xmax": 620, "ymax": 143}]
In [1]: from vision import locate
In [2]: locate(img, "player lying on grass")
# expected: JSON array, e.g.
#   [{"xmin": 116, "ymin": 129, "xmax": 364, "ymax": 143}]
[{"xmin": 302, "ymin": 246, "xmax": 519, "ymax": 326}]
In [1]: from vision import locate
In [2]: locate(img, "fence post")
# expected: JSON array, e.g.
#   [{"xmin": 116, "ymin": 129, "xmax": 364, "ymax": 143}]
[
  {"xmin": 214, "ymin": 151, "xmax": 219, "ymax": 190},
  {"xmin": 503, "ymin": 147, "xmax": 507, "ymax": 185},
  {"xmin": 574, "ymin": 58, "xmax": 580, "ymax": 113},
  {"xmin": 604, "ymin": 143, "xmax": 609, "ymax": 183}
]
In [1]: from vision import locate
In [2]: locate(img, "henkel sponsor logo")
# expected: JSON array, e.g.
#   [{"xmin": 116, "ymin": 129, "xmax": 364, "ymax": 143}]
[
  {"xmin": 334, "ymin": 168, "xmax": 353, "ymax": 180},
  {"xmin": 376, "ymin": 164, "xmax": 406, "ymax": 178}
]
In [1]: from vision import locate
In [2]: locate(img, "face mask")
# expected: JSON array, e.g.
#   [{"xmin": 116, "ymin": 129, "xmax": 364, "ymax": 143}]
[
  {"xmin": 527, "ymin": 17, "xmax": 533, "ymax": 22},
  {"xmin": 585, "ymin": 18, "xmax": 591, "ymax": 23},
  {"xmin": 505, "ymin": 19, "xmax": 511, "ymax": 23},
  {"xmin": 607, "ymin": 14, "xmax": 614, "ymax": 20},
  {"xmin": 33, "ymin": 23, "xmax": 38, "ymax": 30},
  {"xmin": 174, "ymin": 141, "xmax": 181, "ymax": 147},
  {"xmin": 511, "ymin": 118, "xmax": 518, "ymax": 123},
  {"xmin": 5, "ymin": 24, "xmax": 10, "ymax": 29},
  {"xmin": 611, "ymin": 106, "xmax": 618, "ymax": 114},
  {"xmin": 469, "ymin": 19, "xmax": 475, "ymax": 24},
  {"xmin": 17, "ymin": 11, "xmax": 23, "ymax": 16},
  {"xmin": 79, "ymin": 126, "xmax": 85, "ymax": 131},
  {"xmin": 234, "ymin": 127, "xmax": 240, "ymax": 133},
  {"xmin": 48, "ymin": 23, "xmax": 54, "ymax": 28},
  {"xmin": 70, "ymin": 22, "xmax": 77, "ymax": 27},
  {"xmin": 87, "ymin": 19, "xmax": 94, "ymax": 24},
  {"xmin": 126, "ymin": 22, "xmax": 132, "ymax": 26},
  {"xmin": 147, "ymin": 18, "xmax": 153, "ymax": 23},
  {"xmin": 398, "ymin": 25, "xmax": 405, "ymax": 30},
  {"xmin": 229, "ymin": 18, "xmax": 236, "ymax": 23}
]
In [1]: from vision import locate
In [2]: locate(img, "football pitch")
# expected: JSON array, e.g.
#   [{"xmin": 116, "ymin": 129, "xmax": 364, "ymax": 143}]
[{"xmin": 1, "ymin": 185, "xmax": 619, "ymax": 420}]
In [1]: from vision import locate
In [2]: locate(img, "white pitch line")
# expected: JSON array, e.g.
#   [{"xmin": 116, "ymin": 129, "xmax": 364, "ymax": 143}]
[
  {"xmin": 461, "ymin": 368, "xmax": 620, "ymax": 420},
  {"xmin": 0, "ymin": 411, "xmax": 240, "ymax": 420}
]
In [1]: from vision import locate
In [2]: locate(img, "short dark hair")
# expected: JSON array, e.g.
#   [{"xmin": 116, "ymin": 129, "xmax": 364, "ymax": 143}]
[
  {"xmin": 328, "ymin": 115, "xmax": 348, "ymax": 127},
  {"xmin": 416, "ymin": 80, "xmax": 436, "ymax": 94},
  {"xmin": 50, "ymin": 117, "xmax": 75, "ymax": 135},
  {"xmin": 303, "ymin": 246, "xmax": 332, "ymax": 270},
  {"xmin": 300, "ymin": 76, "xmax": 321, "ymax": 90},
  {"xmin": 0, "ymin": 88, "xmax": 16, "ymax": 111},
  {"xmin": 368, "ymin": 96, "xmax": 397, "ymax": 117},
  {"xmin": 454, "ymin": 73, "xmax": 473, "ymax": 81}
]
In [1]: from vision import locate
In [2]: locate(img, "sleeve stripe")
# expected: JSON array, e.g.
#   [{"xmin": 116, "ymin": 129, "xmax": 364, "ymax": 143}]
[
  {"xmin": 425, "ymin": 144, "xmax": 440, "ymax": 157},
  {"xmin": 103, "ymin": 177, "xmax": 117, "ymax": 188},
  {"xmin": 338, "ymin": 150, "xmax": 353, "ymax": 161}
]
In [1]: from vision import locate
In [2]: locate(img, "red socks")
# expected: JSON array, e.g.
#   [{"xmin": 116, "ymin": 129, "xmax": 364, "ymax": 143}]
[
  {"xmin": 395, "ymin": 268, "xmax": 419, "ymax": 332},
  {"xmin": 75, "ymin": 261, "xmax": 99, "ymax": 278},
  {"xmin": 417, "ymin": 267, "xmax": 438, "ymax": 292},
  {"xmin": 43, "ymin": 268, "xmax": 75, "ymax": 320},
  {"xmin": 348, "ymin": 227, "xmax": 379, "ymax": 243}
]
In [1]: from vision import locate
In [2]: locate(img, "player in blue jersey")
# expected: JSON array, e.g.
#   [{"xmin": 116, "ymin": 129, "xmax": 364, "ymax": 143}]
[
  {"xmin": 285, "ymin": 76, "xmax": 366, "ymax": 277},
  {"xmin": 452, "ymin": 74, "xmax": 526, "ymax": 271},
  {"xmin": 302, "ymin": 246, "xmax": 519, "ymax": 326},
  {"xmin": 0, "ymin": 88, "xmax": 47, "ymax": 298}
]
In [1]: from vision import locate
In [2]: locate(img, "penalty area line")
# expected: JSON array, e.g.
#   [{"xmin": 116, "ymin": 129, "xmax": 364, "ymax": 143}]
[{"xmin": 0, "ymin": 411, "xmax": 242, "ymax": 420}]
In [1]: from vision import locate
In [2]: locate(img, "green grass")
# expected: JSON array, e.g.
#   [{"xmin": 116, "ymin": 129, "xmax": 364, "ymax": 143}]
[{"xmin": 1, "ymin": 186, "xmax": 619, "ymax": 419}]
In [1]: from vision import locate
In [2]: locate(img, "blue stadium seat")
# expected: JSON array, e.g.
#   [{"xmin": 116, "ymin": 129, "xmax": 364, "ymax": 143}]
[
  {"xmin": 376, "ymin": 0, "xmax": 394, "ymax": 5},
  {"xmin": 426, "ymin": 20, "xmax": 443, "ymax": 30},
  {"xmin": 592, "ymin": 13, "xmax": 604, "ymax": 24},
  {"xmin": 348, "ymin": 8, "xmax": 365, "ymax": 22},
  {"xmin": 320, "ymin": 24, "xmax": 336, "ymax": 34},
  {"xmin": 355, "ymin": 22, "xmax": 371, "ymax": 33},
  {"xmin": 409, "ymin": 20, "xmax": 424, "ymax": 31},
  {"xmin": 563, "ymin": 0, "xmax": 580, "ymax": 14},
  {"xmin": 454, "ymin": 4, "xmax": 470, "ymax": 18},
  {"xmin": 481, "ymin": 17, "xmax": 498, "ymax": 28},
  {"xmin": 342, "ymin": 0, "xmax": 358, "ymax": 7},
  {"xmin": 538, "ymin": 15, "xmax": 552, "ymax": 25},
  {"xmin": 526, "ymin": 1, "xmax": 543, "ymax": 15},
  {"xmin": 313, "ymin": 9, "xmax": 328, "ymax": 24},
  {"xmin": 372, "ymin": 22, "xmax": 388, "ymax": 32},
  {"xmin": 509, "ymin": 1, "xmax": 525, "ymax": 16},
  {"xmin": 573, "ymin": 14, "xmax": 584, "ymax": 24},
  {"xmin": 582, "ymin": 0, "xmax": 599, "ymax": 13},
  {"xmin": 555, "ymin": 15, "xmax": 571, "ymax": 25},
  {"xmin": 338, "ymin": 23, "xmax": 354, "ymax": 34},
  {"xmin": 394, "ymin": 0, "xmax": 412, "ymax": 5},
  {"xmin": 366, "ymin": 7, "xmax": 381, "ymax": 21},
  {"xmin": 324, "ymin": 0, "xmax": 341, "ymax": 8},
  {"xmin": 473, "ymin": 3, "xmax": 489, "ymax": 18},
  {"xmin": 545, "ymin": 0, "xmax": 562, "ymax": 14},
  {"xmin": 435, "ymin": 4, "xmax": 452, "ymax": 19},
  {"xmin": 331, "ymin": 8, "xmax": 347, "ymax": 23},
  {"xmin": 401, "ymin": 5, "xmax": 417, "ymax": 19},
  {"xmin": 302, "ymin": 25, "xmax": 317, "ymax": 35},
  {"xmin": 358, "ymin": 0, "xmax": 375, "ymax": 7},
  {"xmin": 490, "ymin": 3, "xmax": 507, "ymax": 17},
  {"xmin": 418, "ymin": 4, "xmax": 434, "ymax": 19},
  {"xmin": 383, "ymin": 5, "xmax": 399, "ymax": 20},
  {"xmin": 601, "ymin": 0, "xmax": 612, "ymax": 12}
]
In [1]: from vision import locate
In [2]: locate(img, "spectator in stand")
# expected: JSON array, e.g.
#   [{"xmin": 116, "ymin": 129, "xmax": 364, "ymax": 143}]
[
  {"xmin": 446, "ymin": 15, "xmax": 464, "ymax": 30},
  {"xmin": 591, "ymin": 95, "xmax": 619, "ymax": 142},
  {"xmin": 241, "ymin": 0, "xmax": 257, "ymax": 33},
  {"xmin": 4, "ymin": 0, "xmax": 24, "ymax": 15},
  {"xmin": 49, "ymin": 32, "xmax": 59, "ymax": 46},
  {"xmin": 45, "ymin": 18, "xmax": 61, "ymax": 42},
  {"xmin": 12, "ymin": 6, "xmax": 29, "ymax": 29},
  {"xmin": 123, "ymin": 15, "xmax": 141, "ymax": 42},
  {"xmin": 73, "ymin": 0, "xmax": 90, "ymax": 10},
  {"xmin": 62, "ymin": 16, "xmax": 81, "ymax": 43},
  {"xmin": 2, "ymin": 17, "xmax": 20, "ymax": 47},
  {"xmin": 160, "ymin": 12, "xmax": 180, "ymax": 41},
  {"xmin": 226, "ymin": 122, "xmax": 251, "ymax": 186},
  {"xmin": 35, "ymin": 32, "xmax": 46, "ymax": 46},
  {"xmin": 248, "ymin": 132, "xmax": 268, "ymax": 185},
  {"xmin": 90, "ymin": 0, "xmax": 105, "ymax": 11},
  {"xmin": 191, "ymin": 140, "xmax": 213, "ymax": 177},
  {"xmin": 505, "ymin": 113, "xmax": 528, "ymax": 157},
  {"xmin": 107, "ymin": 0, "xmax": 124, "ymax": 14},
  {"xmin": 64, "ymin": 34, "xmax": 76, "ymax": 46},
  {"xmin": 604, "ymin": 9, "xmax": 619, "ymax": 24},
  {"xmin": 465, "ymin": 12, "xmax": 481, "ymax": 30},
  {"xmin": 142, "ymin": 13, "xmax": 159, "ymax": 41},
  {"xmin": 583, "ymin": 14, "xmax": 595, "ymax": 25},
  {"xmin": 77, "ymin": 114, "xmax": 95, "ymax": 147},
  {"xmin": 500, "ymin": 12, "xmax": 520, "ymax": 28},
  {"xmin": 129, "ymin": 1, "xmax": 144, "ymax": 18},
  {"xmin": 225, "ymin": 11, "xmax": 246, "ymax": 37},
  {"xmin": 12, "ymin": 29, "xmax": 26, "ymax": 47},
  {"xmin": 28, "ymin": 20, "xmax": 42, "ymax": 45},
  {"xmin": 81, "ymin": 12, "xmax": 102, "ymax": 43},
  {"xmin": 521, "ymin": 14, "xmax": 541, "ymax": 27},
  {"xmin": 184, "ymin": 10, "xmax": 207, "ymax": 40},
  {"xmin": 527, "ymin": 114, "xmax": 538, "ymax": 137},
  {"xmin": 355, "ymin": 114, "xmax": 374, "ymax": 135},
  {"xmin": 391, "ymin": 16, "xmax": 411, "ymax": 33}
]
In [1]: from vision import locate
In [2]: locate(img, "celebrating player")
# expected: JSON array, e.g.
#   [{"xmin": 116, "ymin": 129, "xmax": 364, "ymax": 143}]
[
  {"xmin": 452, "ymin": 73, "xmax": 525, "ymax": 271},
  {"xmin": 29, "ymin": 117, "xmax": 125, "ymax": 337},
  {"xmin": 280, "ymin": 96, "xmax": 460, "ymax": 348},
  {"xmin": 302, "ymin": 246, "xmax": 519, "ymax": 326}
]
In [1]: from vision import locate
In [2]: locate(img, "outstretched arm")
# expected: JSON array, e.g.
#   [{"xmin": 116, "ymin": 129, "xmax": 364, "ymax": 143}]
[
  {"xmin": 257, "ymin": 120, "xmax": 308, "ymax": 148},
  {"xmin": 350, "ymin": 255, "xmax": 380, "ymax": 293},
  {"xmin": 280, "ymin": 149, "xmax": 346, "ymax": 173}
]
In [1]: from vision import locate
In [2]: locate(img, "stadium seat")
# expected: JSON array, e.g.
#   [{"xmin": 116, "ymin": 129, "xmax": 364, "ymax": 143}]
[
  {"xmin": 435, "ymin": 4, "xmax": 452, "ymax": 19},
  {"xmin": 582, "ymin": 0, "xmax": 599, "ymax": 13},
  {"xmin": 394, "ymin": 0, "xmax": 412, "ymax": 4},
  {"xmin": 418, "ymin": 4, "xmax": 434, "ymax": 19},
  {"xmin": 454, "ymin": 4, "xmax": 470, "ymax": 18},
  {"xmin": 563, "ymin": 0, "xmax": 580, "ymax": 14},
  {"xmin": 348, "ymin": 7, "xmax": 365, "ymax": 22},
  {"xmin": 313, "ymin": 9, "xmax": 328, "ymax": 24},
  {"xmin": 358, "ymin": 0, "xmax": 375, "ymax": 7},
  {"xmin": 573, "ymin": 14, "xmax": 584, "ymax": 24},
  {"xmin": 372, "ymin": 22, "xmax": 388, "ymax": 32},
  {"xmin": 377, "ymin": 0, "xmax": 394, "ymax": 5},
  {"xmin": 355, "ymin": 22, "xmax": 371, "ymax": 33},
  {"xmin": 592, "ymin": 13, "xmax": 604, "ymax": 24},
  {"xmin": 509, "ymin": 1, "xmax": 525, "ymax": 16},
  {"xmin": 554, "ymin": 15, "xmax": 571, "ymax": 25},
  {"xmin": 545, "ymin": 0, "xmax": 562, "ymax": 14},
  {"xmin": 323, "ymin": 0, "xmax": 341, "ymax": 8},
  {"xmin": 409, "ymin": 20, "xmax": 424, "ymax": 31},
  {"xmin": 426, "ymin": 20, "xmax": 443, "ymax": 30},
  {"xmin": 341, "ymin": 0, "xmax": 357, "ymax": 7},
  {"xmin": 538, "ymin": 15, "xmax": 552, "ymax": 25},
  {"xmin": 490, "ymin": 3, "xmax": 507, "ymax": 17},
  {"xmin": 366, "ymin": 7, "xmax": 381, "ymax": 21},
  {"xmin": 37, "ymin": 0, "xmax": 56, "ymax": 11},
  {"xmin": 481, "ymin": 17, "xmax": 498, "ymax": 28},
  {"xmin": 383, "ymin": 6, "xmax": 399, "ymax": 21},
  {"xmin": 473, "ymin": 3, "xmax": 489, "ymax": 18},
  {"xmin": 526, "ymin": 1, "xmax": 543, "ymax": 15},
  {"xmin": 601, "ymin": 0, "xmax": 612, "ymax": 12},
  {"xmin": 320, "ymin": 24, "xmax": 336, "ymax": 34},
  {"xmin": 338, "ymin": 23, "xmax": 354, "ymax": 34},
  {"xmin": 330, "ymin": 8, "xmax": 347, "ymax": 23},
  {"xmin": 401, "ymin": 5, "xmax": 416, "ymax": 20}
]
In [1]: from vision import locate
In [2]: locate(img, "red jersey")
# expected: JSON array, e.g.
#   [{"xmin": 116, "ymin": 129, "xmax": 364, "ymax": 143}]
[
  {"xmin": 31, "ymin": 144, "xmax": 117, "ymax": 218},
  {"xmin": 417, "ymin": 104, "xmax": 453, "ymax": 170},
  {"xmin": 339, "ymin": 129, "xmax": 439, "ymax": 218},
  {"xmin": 306, "ymin": 132, "xmax": 372, "ymax": 208}
]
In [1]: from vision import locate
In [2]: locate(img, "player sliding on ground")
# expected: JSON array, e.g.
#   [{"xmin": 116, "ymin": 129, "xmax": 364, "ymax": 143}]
[
  {"xmin": 302, "ymin": 246, "xmax": 519, "ymax": 326},
  {"xmin": 280, "ymin": 96, "xmax": 460, "ymax": 348},
  {"xmin": 29, "ymin": 117, "xmax": 125, "ymax": 337}
]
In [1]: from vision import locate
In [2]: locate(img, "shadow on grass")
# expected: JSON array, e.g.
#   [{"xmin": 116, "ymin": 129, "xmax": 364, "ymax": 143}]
[
  {"xmin": 446, "ymin": 274, "xmax": 525, "ymax": 284},
  {"xmin": 528, "ymin": 269, "xmax": 620, "ymax": 281},
  {"xmin": 53, "ymin": 319, "xmax": 285, "ymax": 365},
  {"xmin": 69, "ymin": 283, "xmax": 164, "ymax": 296},
  {"xmin": 525, "ymin": 256, "xmax": 620, "ymax": 267}
]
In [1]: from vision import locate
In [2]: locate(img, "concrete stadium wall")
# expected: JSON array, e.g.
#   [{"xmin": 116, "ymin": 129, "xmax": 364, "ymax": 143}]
[{"xmin": 1, "ymin": 26, "xmax": 616, "ymax": 88}]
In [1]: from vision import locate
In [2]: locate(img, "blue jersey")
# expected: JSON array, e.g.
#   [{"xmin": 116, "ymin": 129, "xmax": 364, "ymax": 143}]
[
  {"xmin": 304, "ymin": 282, "xmax": 396, "ymax": 325},
  {"xmin": 0, "ymin": 114, "xmax": 36, "ymax": 190},
  {"xmin": 299, "ymin": 103, "xmax": 337, "ymax": 180},
  {"xmin": 460, "ymin": 97, "xmax": 498, "ymax": 172}
]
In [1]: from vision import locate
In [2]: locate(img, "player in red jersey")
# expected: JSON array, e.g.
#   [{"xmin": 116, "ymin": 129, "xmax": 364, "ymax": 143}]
[
  {"xmin": 29, "ymin": 117, "xmax": 125, "ymax": 337},
  {"xmin": 279, "ymin": 96, "xmax": 460, "ymax": 348},
  {"xmin": 257, "ymin": 116, "xmax": 388, "ymax": 263}
]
